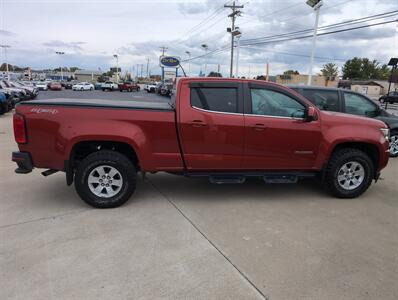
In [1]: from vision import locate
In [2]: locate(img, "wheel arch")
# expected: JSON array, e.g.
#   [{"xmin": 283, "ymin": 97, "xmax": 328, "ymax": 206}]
[
  {"xmin": 327, "ymin": 142, "xmax": 379, "ymax": 178},
  {"xmin": 66, "ymin": 140, "xmax": 140, "ymax": 185}
]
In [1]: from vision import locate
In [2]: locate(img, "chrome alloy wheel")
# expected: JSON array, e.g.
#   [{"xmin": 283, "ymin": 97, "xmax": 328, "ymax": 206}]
[
  {"xmin": 88, "ymin": 165, "xmax": 123, "ymax": 198},
  {"xmin": 389, "ymin": 135, "xmax": 398, "ymax": 156},
  {"xmin": 337, "ymin": 161, "xmax": 365, "ymax": 191}
]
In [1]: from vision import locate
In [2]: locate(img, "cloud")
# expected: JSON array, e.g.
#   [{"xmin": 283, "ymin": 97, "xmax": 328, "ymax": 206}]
[
  {"xmin": 0, "ymin": 29, "xmax": 15, "ymax": 36},
  {"xmin": 42, "ymin": 40, "xmax": 86, "ymax": 52}
]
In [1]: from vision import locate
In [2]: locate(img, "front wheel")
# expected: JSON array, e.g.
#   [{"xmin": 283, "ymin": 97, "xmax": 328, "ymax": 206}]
[
  {"xmin": 389, "ymin": 131, "xmax": 398, "ymax": 157},
  {"xmin": 74, "ymin": 150, "xmax": 137, "ymax": 208},
  {"xmin": 324, "ymin": 148, "xmax": 374, "ymax": 198}
]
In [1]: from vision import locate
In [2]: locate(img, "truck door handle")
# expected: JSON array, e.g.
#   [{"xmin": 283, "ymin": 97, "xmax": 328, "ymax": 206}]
[
  {"xmin": 249, "ymin": 123, "xmax": 267, "ymax": 131},
  {"xmin": 189, "ymin": 120, "xmax": 207, "ymax": 127}
]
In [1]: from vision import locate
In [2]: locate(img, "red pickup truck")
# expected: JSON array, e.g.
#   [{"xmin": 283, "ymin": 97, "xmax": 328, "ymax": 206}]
[
  {"xmin": 12, "ymin": 78, "xmax": 390, "ymax": 208},
  {"xmin": 118, "ymin": 81, "xmax": 140, "ymax": 92}
]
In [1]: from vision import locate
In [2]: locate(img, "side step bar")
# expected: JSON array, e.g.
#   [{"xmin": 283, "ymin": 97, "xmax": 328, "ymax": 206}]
[
  {"xmin": 209, "ymin": 176, "xmax": 246, "ymax": 184},
  {"xmin": 185, "ymin": 172, "xmax": 317, "ymax": 185}
]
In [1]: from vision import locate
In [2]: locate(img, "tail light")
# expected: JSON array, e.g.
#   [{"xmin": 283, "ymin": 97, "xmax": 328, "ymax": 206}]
[{"xmin": 13, "ymin": 113, "xmax": 27, "ymax": 144}]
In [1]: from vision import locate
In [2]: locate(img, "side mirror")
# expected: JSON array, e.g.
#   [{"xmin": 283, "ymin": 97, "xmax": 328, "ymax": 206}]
[{"xmin": 306, "ymin": 106, "xmax": 317, "ymax": 122}]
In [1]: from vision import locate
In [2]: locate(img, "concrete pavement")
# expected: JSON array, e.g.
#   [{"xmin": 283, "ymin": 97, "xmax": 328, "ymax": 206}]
[{"xmin": 1, "ymin": 106, "xmax": 398, "ymax": 299}]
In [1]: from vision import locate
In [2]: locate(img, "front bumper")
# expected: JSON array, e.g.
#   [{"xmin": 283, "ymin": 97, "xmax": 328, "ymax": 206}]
[{"xmin": 12, "ymin": 151, "xmax": 33, "ymax": 174}]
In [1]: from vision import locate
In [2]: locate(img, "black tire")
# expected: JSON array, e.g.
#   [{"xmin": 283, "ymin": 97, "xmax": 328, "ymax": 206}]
[
  {"xmin": 324, "ymin": 148, "xmax": 374, "ymax": 198},
  {"xmin": 74, "ymin": 150, "xmax": 137, "ymax": 208},
  {"xmin": 389, "ymin": 130, "xmax": 398, "ymax": 158},
  {"xmin": 137, "ymin": 87, "xmax": 140, "ymax": 91}
]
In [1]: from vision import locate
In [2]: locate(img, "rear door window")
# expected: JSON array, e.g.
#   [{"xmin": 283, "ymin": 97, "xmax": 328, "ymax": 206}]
[
  {"xmin": 343, "ymin": 92, "xmax": 378, "ymax": 117},
  {"xmin": 301, "ymin": 89, "xmax": 340, "ymax": 112},
  {"xmin": 191, "ymin": 87, "xmax": 238, "ymax": 113}
]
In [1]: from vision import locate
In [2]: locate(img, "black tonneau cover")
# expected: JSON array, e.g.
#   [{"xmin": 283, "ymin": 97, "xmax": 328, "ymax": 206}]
[{"xmin": 19, "ymin": 98, "xmax": 173, "ymax": 111}]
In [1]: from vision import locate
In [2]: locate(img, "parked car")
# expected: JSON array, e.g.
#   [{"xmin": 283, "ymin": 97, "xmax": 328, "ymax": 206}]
[
  {"xmin": 0, "ymin": 81, "xmax": 29, "ymax": 101},
  {"xmin": 12, "ymin": 78, "xmax": 390, "ymax": 208},
  {"xmin": 48, "ymin": 82, "xmax": 63, "ymax": 91},
  {"xmin": 35, "ymin": 82, "xmax": 48, "ymax": 91},
  {"xmin": 7, "ymin": 81, "xmax": 38, "ymax": 99},
  {"xmin": 118, "ymin": 81, "xmax": 140, "ymax": 92},
  {"xmin": 289, "ymin": 85, "xmax": 398, "ymax": 157},
  {"xmin": 0, "ymin": 92, "xmax": 8, "ymax": 115},
  {"xmin": 64, "ymin": 82, "xmax": 74, "ymax": 89},
  {"xmin": 144, "ymin": 82, "xmax": 158, "ymax": 93},
  {"xmin": 72, "ymin": 82, "xmax": 94, "ymax": 91},
  {"xmin": 0, "ymin": 88, "xmax": 16, "ymax": 110},
  {"xmin": 379, "ymin": 91, "xmax": 398, "ymax": 104},
  {"xmin": 94, "ymin": 82, "xmax": 103, "ymax": 90},
  {"xmin": 101, "ymin": 81, "xmax": 118, "ymax": 91},
  {"xmin": 160, "ymin": 83, "xmax": 173, "ymax": 97}
]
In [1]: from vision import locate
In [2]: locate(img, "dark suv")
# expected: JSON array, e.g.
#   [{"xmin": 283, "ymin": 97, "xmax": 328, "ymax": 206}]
[
  {"xmin": 379, "ymin": 91, "xmax": 398, "ymax": 104},
  {"xmin": 289, "ymin": 85, "xmax": 398, "ymax": 157}
]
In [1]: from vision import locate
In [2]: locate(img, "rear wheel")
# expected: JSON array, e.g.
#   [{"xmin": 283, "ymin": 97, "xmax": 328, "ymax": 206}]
[
  {"xmin": 74, "ymin": 150, "xmax": 137, "ymax": 208},
  {"xmin": 324, "ymin": 148, "xmax": 374, "ymax": 198},
  {"xmin": 389, "ymin": 131, "xmax": 398, "ymax": 157}
]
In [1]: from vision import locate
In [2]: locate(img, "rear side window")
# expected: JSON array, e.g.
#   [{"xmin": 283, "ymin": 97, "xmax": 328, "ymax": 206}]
[
  {"xmin": 191, "ymin": 87, "xmax": 238, "ymax": 113},
  {"xmin": 301, "ymin": 89, "xmax": 340, "ymax": 112},
  {"xmin": 343, "ymin": 92, "xmax": 378, "ymax": 116}
]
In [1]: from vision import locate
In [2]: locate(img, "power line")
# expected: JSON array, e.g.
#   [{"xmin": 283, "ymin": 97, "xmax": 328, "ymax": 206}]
[
  {"xmin": 241, "ymin": 10, "xmax": 398, "ymax": 44},
  {"xmin": 183, "ymin": 17, "xmax": 397, "ymax": 62},
  {"xmin": 173, "ymin": 1, "xmax": 232, "ymax": 46},
  {"xmin": 241, "ymin": 18, "xmax": 398, "ymax": 47}
]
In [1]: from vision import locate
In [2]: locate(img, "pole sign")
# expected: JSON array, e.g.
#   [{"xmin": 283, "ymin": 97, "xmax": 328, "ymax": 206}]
[{"xmin": 160, "ymin": 56, "xmax": 180, "ymax": 68}]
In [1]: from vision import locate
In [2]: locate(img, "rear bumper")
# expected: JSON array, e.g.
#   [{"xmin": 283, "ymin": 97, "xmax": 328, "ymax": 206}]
[{"xmin": 12, "ymin": 151, "xmax": 33, "ymax": 174}]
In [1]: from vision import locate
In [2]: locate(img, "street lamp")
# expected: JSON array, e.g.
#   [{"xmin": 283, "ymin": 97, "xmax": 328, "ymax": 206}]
[
  {"xmin": 113, "ymin": 54, "xmax": 119, "ymax": 82},
  {"xmin": 234, "ymin": 29, "xmax": 242, "ymax": 78},
  {"xmin": 306, "ymin": 0, "xmax": 323, "ymax": 86},
  {"xmin": 0, "ymin": 44, "xmax": 11, "ymax": 80},
  {"xmin": 385, "ymin": 58, "xmax": 398, "ymax": 109},
  {"xmin": 201, "ymin": 44, "xmax": 209, "ymax": 76},
  {"xmin": 55, "ymin": 51, "xmax": 65, "ymax": 82},
  {"xmin": 185, "ymin": 51, "xmax": 191, "ymax": 77}
]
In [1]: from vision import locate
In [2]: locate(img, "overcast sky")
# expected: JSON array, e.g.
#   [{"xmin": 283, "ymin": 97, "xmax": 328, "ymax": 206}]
[{"xmin": 0, "ymin": 0, "xmax": 397, "ymax": 77}]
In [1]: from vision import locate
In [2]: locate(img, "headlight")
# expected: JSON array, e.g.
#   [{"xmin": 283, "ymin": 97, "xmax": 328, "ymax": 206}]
[{"xmin": 380, "ymin": 128, "xmax": 390, "ymax": 141}]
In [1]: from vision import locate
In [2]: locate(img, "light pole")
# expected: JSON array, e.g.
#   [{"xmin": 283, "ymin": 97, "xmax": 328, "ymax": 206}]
[
  {"xmin": 1, "ymin": 44, "xmax": 11, "ymax": 79},
  {"xmin": 113, "ymin": 54, "xmax": 119, "ymax": 82},
  {"xmin": 235, "ymin": 33, "xmax": 242, "ymax": 78},
  {"xmin": 201, "ymin": 44, "xmax": 209, "ymax": 76},
  {"xmin": 185, "ymin": 51, "xmax": 191, "ymax": 77},
  {"xmin": 55, "ymin": 51, "xmax": 65, "ymax": 82},
  {"xmin": 306, "ymin": 0, "xmax": 323, "ymax": 85}
]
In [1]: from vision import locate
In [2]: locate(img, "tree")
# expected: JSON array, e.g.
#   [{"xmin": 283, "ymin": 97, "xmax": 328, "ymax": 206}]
[
  {"xmin": 207, "ymin": 71, "xmax": 222, "ymax": 77},
  {"xmin": 283, "ymin": 70, "xmax": 299, "ymax": 75},
  {"xmin": 320, "ymin": 63, "xmax": 338, "ymax": 86},
  {"xmin": 342, "ymin": 57, "xmax": 390, "ymax": 80}
]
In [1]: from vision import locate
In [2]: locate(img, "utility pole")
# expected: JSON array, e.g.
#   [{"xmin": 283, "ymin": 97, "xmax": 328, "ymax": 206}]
[
  {"xmin": 201, "ymin": 44, "xmax": 209, "ymax": 76},
  {"xmin": 113, "ymin": 54, "xmax": 119, "ymax": 82},
  {"xmin": 235, "ymin": 34, "xmax": 241, "ymax": 78},
  {"xmin": 266, "ymin": 60, "xmax": 269, "ymax": 81},
  {"xmin": 225, "ymin": 1, "xmax": 244, "ymax": 78},
  {"xmin": 159, "ymin": 46, "xmax": 167, "ymax": 57},
  {"xmin": 1, "ymin": 44, "xmax": 11, "ymax": 79},
  {"xmin": 55, "ymin": 51, "xmax": 65, "ymax": 81},
  {"xmin": 146, "ymin": 58, "xmax": 150, "ymax": 78},
  {"xmin": 185, "ymin": 51, "xmax": 191, "ymax": 76},
  {"xmin": 159, "ymin": 46, "xmax": 168, "ymax": 82},
  {"xmin": 306, "ymin": 0, "xmax": 323, "ymax": 85},
  {"xmin": 140, "ymin": 64, "xmax": 143, "ymax": 78}
]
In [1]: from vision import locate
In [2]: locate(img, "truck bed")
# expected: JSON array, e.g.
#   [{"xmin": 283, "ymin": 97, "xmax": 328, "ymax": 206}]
[{"xmin": 19, "ymin": 98, "xmax": 173, "ymax": 111}]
